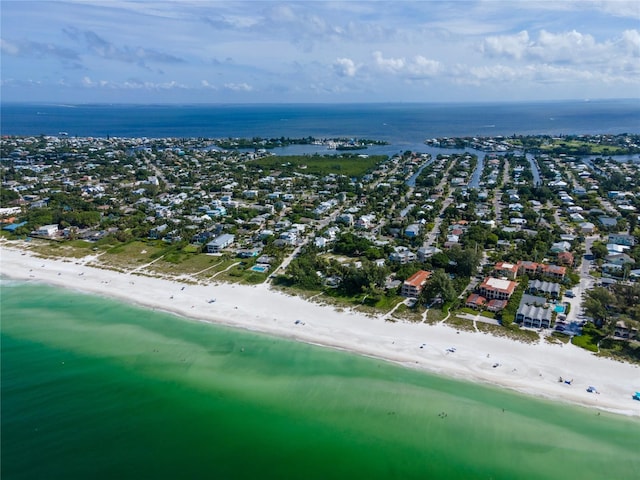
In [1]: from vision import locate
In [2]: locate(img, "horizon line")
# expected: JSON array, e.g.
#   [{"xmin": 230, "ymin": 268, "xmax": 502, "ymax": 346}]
[{"xmin": 2, "ymin": 98, "xmax": 640, "ymax": 108}]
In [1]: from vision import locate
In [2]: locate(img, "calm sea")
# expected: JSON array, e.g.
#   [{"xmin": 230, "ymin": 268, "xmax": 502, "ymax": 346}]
[
  {"xmin": 1, "ymin": 100, "xmax": 639, "ymax": 144},
  {"xmin": 2, "ymin": 282, "xmax": 639, "ymax": 480}
]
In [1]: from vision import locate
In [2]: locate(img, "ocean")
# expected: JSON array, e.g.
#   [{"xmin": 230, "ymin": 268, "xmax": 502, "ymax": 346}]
[
  {"xmin": 1, "ymin": 100, "xmax": 639, "ymax": 143},
  {"xmin": 2, "ymin": 100, "xmax": 640, "ymax": 479},
  {"xmin": 2, "ymin": 282, "xmax": 639, "ymax": 480}
]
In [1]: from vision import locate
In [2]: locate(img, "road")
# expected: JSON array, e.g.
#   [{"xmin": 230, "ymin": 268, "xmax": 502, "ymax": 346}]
[
  {"xmin": 423, "ymin": 158, "xmax": 458, "ymax": 248},
  {"xmin": 563, "ymin": 234, "xmax": 598, "ymax": 323},
  {"xmin": 492, "ymin": 156, "xmax": 509, "ymax": 224}
]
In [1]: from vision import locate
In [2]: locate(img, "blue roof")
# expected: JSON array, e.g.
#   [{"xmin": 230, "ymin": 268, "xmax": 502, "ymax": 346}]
[{"xmin": 2, "ymin": 221, "xmax": 27, "ymax": 232}]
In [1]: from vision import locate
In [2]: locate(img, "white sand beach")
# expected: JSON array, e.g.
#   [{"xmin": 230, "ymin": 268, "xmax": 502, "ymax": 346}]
[{"xmin": 2, "ymin": 244, "xmax": 639, "ymax": 417}]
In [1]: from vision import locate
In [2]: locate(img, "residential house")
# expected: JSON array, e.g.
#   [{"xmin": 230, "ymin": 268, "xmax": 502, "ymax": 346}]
[
  {"xmin": 34, "ymin": 224, "xmax": 59, "ymax": 237},
  {"xmin": 237, "ymin": 247, "xmax": 262, "ymax": 258},
  {"xmin": 478, "ymin": 277, "xmax": 518, "ymax": 300},
  {"xmin": 405, "ymin": 224, "xmax": 421, "ymax": 238},
  {"xmin": 465, "ymin": 293, "xmax": 487, "ymax": 309},
  {"xmin": 605, "ymin": 253, "xmax": 634, "ymax": 266},
  {"xmin": 517, "ymin": 261, "xmax": 539, "ymax": 277},
  {"xmin": 614, "ymin": 320, "xmax": 638, "ymax": 340},
  {"xmin": 355, "ymin": 214, "xmax": 376, "ymax": 230},
  {"xmin": 149, "ymin": 224, "xmax": 168, "ymax": 240},
  {"xmin": 598, "ymin": 216, "xmax": 618, "ymax": 228},
  {"xmin": 336, "ymin": 213, "xmax": 354, "ymax": 226},
  {"xmin": 389, "ymin": 246, "xmax": 417, "ymax": 264},
  {"xmin": 401, "ymin": 270, "xmax": 432, "ymax": 298},
  {"xmin": 550, "ymin": 241, "xmax": 571, "ymax": 253},
  {"xmin": 493, "ymin": 261, "xmax": 518, "ymax": 280},
  {"xmin": 556, "ymin": 251, "xmax": 574, "ymax": 266},
  {"xmin": 516, "ymin": 294, "xmax": 552, "ymax": 329},
  {"xmin": 206, "ymin": 234, "xmax": 235, "ymax": 253},
  {"xmin": 527, "ymin": 279, "xmax": 561, "ymax": 298},
  {"xmin": 242, "ymin": 189, "xmax": 259, "ymax": 199},
  {"xmin": 417, "ymin": 246, "xmax": 442, "ymax": 261},
  {"xmin": 608, "ymin": 233, "xmax": 636, "ymax": 247},
  {"xmin": 541, "ymin": 264, "xmax": 567, "ymax": 280},
  {"xmin": 486, "ymin": 299, "xmax": 507, "ymax": 312},
  {"xmin": 191, "ymin": 230, "xmax": 217, "ymax": 244},
  {"xmin": 516, "ymin": 304, "xmax": 552, "ymax": 328},
  {"xmin": 578, "ymin": 222, "xmax": 596, "ymax": 234},
  {"xmin": 516, "ymin": 261, "xmax": 566, "ymax": 280}
]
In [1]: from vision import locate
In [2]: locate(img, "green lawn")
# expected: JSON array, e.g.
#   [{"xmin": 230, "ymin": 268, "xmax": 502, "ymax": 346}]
[{"xmin": 249, "ymin": 154, "xmax": 386, "ymax": 178}]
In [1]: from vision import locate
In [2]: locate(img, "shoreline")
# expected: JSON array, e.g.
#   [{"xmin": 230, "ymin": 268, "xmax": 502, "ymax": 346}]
[{"xmin": 2, "ymin": 244, "xmax": 639, "ymax": 417}]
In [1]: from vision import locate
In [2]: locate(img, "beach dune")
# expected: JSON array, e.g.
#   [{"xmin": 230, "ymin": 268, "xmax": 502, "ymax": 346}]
[{"xmin": 1, "ymin": 245, "xmax": 639, "ymax": 416}]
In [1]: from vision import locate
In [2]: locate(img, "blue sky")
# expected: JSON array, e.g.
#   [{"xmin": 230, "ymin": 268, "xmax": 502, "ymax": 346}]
[{"xmin": 1, "ymin": 0, "xmax": 639, "ymax": 103}]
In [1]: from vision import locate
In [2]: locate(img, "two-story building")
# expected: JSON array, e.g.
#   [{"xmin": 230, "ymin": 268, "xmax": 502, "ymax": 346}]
[{"xmin": 206, "ymin": 234, "xmax": 235, "ymax": 253}]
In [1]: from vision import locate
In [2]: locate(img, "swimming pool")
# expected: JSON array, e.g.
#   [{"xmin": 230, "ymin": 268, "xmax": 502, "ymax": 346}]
[
  {"xmin": 251, "ymin": 265, "xmax": 269, "ymax": 273},
  {"xmin": 554, "ymin": 305, "xmax": 565, "ymax": 313}
]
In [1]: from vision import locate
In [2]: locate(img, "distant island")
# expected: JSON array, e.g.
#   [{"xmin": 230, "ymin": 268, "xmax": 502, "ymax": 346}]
[
  {"xmin": 212, "ymin": 136, "xmax": 388, "ymax": 151},
  {"xmin": 426, "ymin": 133, "xmax": 640, "ymax": 155}
]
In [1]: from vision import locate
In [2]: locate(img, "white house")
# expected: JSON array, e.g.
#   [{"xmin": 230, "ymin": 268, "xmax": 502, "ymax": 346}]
[
  {"xmin": 206, "ymin": 234, "xmax": 235, "ymax": 253},
  {"xmin": 35, "ymin": 224, "xmax": 59, "ymax": 237}
]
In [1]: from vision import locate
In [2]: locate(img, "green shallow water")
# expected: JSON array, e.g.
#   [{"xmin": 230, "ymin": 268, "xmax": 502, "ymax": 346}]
[{"xmin": 2, "ymin": 282, "xmax": 639, "ymax": 480}]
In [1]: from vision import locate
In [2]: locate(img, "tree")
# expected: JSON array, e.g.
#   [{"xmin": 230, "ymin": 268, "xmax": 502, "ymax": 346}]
[
  {"xmin": 448, "ymin": 245, "xmax": 481, "ymax": 277},
  {"xmin": 0, "ymin": 187, "xmax": 19, "ymax": 205},
  {"xmin": 420, "ymin": 269, "xmax": 456, "ymax": 305},
  {"xmin": 590, "ymin": 242, "xmax": 608, "ymax": 260},
  {"xmin": 583, "ymin": 287, "xmax": 616, "ymax": 327},
  {"xmin": 287, "ymin": 252, "xmax": 323, "ymax": 289}
]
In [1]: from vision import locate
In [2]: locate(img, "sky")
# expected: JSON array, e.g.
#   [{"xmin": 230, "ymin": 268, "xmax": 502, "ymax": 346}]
[{"xmin": 1, "ymin": 0, "xmax": 639, "ymax": 104}]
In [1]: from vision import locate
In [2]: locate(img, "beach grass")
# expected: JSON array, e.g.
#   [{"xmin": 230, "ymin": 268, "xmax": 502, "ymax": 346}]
[
  {"xmin": 147, "ymin": 252, "xmax": 223, "ymax": 276},
  {"xmin": 389, "ymin": 303, "xmax": 424, "ymax": 323},
  {"xmin": 424, "ymin": 309, "xmax": 445, "ymax": 324},
  {"xmin": 548, "ymin": 332, "xmax": 571, "ymax": 344},
  {"xmin": 476, "ymin": 322, "xmax": 540, "ymax": 344},
  {"xmin": 598, "ymin": 338, "xmax": 640, "ymax": 364},
  {"xmin": 444, "ymin": 315, "xmax": 476, "ymax": 332}
]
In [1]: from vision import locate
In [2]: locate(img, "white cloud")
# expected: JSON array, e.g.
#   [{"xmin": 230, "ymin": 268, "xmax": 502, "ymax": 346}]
[
  {"xmin": 2, "ymin": 1, "xmax": 639, "ymax": 102},
  {"xmin": 481, "ymin": 28, "xmax": 640, "ymax": 65},
  {"xmin": 224, "ymin": 82, "xmax": 253, "ymax": 92},
  {"xmin": 371, "ymin": 52, "xmax": 440, "ymax": 79},
  {"xmin": 334, "ymin": 58, "xmax": 358, "ymax": 77},
  {"xmin": 481, "ymin": 31, "xmax": 531, "ymax": 60},
  {"xmin": 468, "ymin": 64, "xmax": 520, "ymax": 82},
  {"xmin": 201, "ymin": 79, "xmax": 217, "ymax": 89},
  {"xmin": 373, "ymin": 51, "xmax": 405, "ymax": 73},
  {"xmin": 121, "ymin": 79, "xmax": 186, "ymax": 90},
  {"xmin": 592, "ymin": 0, "xmax": 640, "ymax": 20},
  {"xmin": 0, "ymin": 38, "xmax": 20, "ymax": 55},
  {"xmin": 529, "ymin": 30, "xmax": 604, "ymax": 62},
  {"xmin": 621, "ymin": 29, "xmax": 640, "ymax": 55},
  {"xmin": 407, "ymin": 56, "xmax": 441, "ymax": 78}
]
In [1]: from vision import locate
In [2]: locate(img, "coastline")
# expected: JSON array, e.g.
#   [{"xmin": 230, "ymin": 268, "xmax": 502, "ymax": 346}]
[{"xmin": 2, "ymin": 243, "xmax": 639, "ymax": 417}]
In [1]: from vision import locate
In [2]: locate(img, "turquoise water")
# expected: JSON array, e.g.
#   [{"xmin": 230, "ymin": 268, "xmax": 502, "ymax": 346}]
[
  {"xmin": 554, "ymin": 305, "xmax": 565, "ymax": 313},
  {"xmin": 250, "ymin": 265, "xmax": 268, "ymax": 272},
  {"xmin": 2, "ymin": 282, "xmax": 639, "ymax": 480}
]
